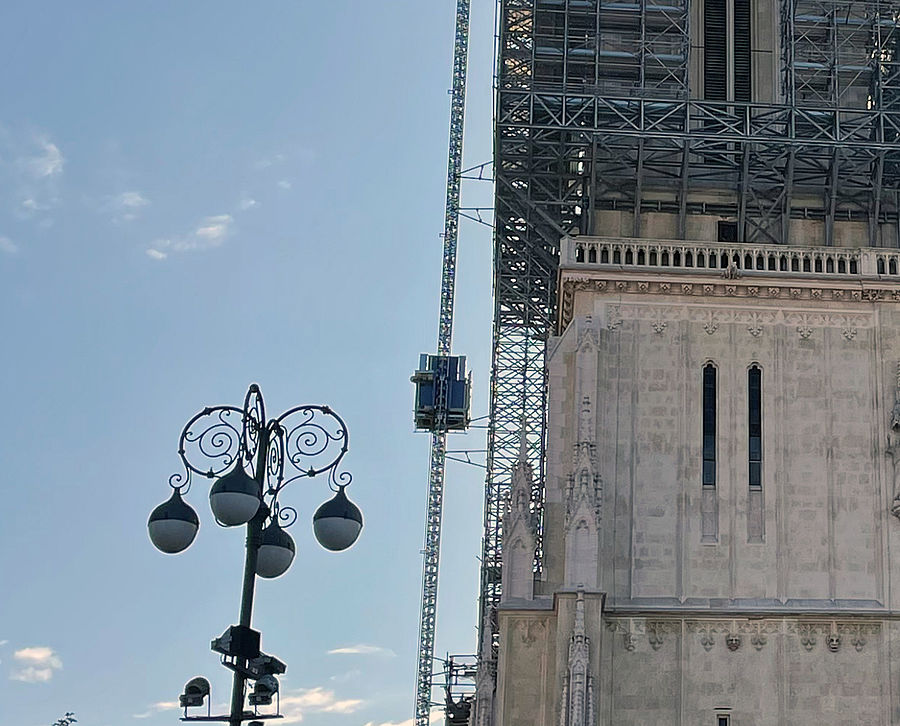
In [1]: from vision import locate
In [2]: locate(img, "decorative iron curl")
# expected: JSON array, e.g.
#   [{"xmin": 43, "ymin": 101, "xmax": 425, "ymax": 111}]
[
  {"xmin": 275, "ymin": 405, "xmax": 350, "ymax": 488},
  {"xmin": 329, "ymin": 467, "xmax": 353, "ymax": 492},
  {"xmin": 241, "ymin": 384, "xmax": 266, "ymax": 462},
  {"xmin": 168, "ymin": 471, "xmax": 190, "ymax": 493},
  {"xmin": 272, "ymin": 504, "xmax": 298, "ymax": 529},
  {"xmin": 178, "ymin": 405, "xmax": 245, "ymax": 478},
  {"xmin": 265, "ymin": 421, "xmax": 285, "ymax": 495}
]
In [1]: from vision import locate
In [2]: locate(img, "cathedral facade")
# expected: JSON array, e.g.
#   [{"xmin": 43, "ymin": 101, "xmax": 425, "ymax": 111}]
[
  {"xmin": 481, "ymin": 0, "xmax": 900, "ymax": 723},
  {"xmin": 493, "ymin": 238, "xmax": 900, "ymax": 724}
]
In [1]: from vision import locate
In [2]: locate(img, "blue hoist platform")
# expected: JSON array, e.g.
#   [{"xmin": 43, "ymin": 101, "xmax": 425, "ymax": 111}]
[{"xmin": 411, "ymin": 354, "xmax": 471, "ymax": 433}]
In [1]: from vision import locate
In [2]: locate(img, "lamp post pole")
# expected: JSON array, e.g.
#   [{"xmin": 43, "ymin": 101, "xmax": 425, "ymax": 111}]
[
  {"xmin": 227, "ymin": 420, "xmax": 270, "ymax": 726},
  {"xmin": 148, "ymin": 384, "xmax": 364, "ymax": 724}
]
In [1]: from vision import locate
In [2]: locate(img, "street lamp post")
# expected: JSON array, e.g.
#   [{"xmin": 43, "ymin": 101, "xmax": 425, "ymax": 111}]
[{"xmin": 148, "ymin": 384, "xmax": 363, "ymax": 725}]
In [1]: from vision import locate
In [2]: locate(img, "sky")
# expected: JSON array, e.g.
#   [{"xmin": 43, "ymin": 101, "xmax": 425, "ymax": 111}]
[{"xmin": 0, "ymin": 3, "xmax": 496, "ymax": 725}]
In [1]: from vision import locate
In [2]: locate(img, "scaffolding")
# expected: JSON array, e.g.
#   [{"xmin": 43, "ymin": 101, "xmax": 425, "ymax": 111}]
[{"xmin": 479, "ymin": 0, "xmax": 900, "ymax": 698}]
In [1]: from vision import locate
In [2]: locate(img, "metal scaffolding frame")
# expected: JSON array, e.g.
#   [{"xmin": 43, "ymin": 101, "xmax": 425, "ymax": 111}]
[{"xmin": 477, "ymin": 0, "xmax": 900, "ymax": 701}]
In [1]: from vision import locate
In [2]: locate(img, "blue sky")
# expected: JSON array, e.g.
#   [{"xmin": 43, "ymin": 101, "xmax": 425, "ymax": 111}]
[{"xmin": 0, "ymin": 3, "xmax": 495, "ymax": 724}]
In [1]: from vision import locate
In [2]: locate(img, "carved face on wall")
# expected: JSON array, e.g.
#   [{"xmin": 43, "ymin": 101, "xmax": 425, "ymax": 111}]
[
  {"xmin": 726, "ymin": 634, "xmax": 741, "ymax": 651},
  {"xmin": 827, "ymin": 635, "xmax": 841, "ymax": 652}
]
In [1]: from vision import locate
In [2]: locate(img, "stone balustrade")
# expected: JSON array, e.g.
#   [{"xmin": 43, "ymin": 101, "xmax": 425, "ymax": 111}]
[{"xmin": 561, "ymin": 236, "xmax": 900, "ymax": 278}]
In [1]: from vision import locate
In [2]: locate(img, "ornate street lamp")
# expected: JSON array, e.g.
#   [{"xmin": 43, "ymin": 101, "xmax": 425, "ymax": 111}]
[{"xmin": 148, "ymin": 384, "xmax": 363, "ymax": 725}]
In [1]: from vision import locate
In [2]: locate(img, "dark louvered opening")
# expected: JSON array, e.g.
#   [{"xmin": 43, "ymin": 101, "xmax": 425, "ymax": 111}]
[
  {"xmin": 734, "ymin": 0, "xmax": 752, "ymax": 101},
  {"xmin": 704, "ymin": 0, "xmax": 727, "ymax": 100},
  {"xmin": 748, "ymin": 366, "xmax": 762, "ymax": 489},
  {"xmin": 702, "ymin": 364, "xmax": 717, "ymax": 487}
]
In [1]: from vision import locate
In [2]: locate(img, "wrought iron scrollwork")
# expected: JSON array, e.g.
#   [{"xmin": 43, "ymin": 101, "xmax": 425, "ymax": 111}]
[
  {"xmin": 273, "ymin": 405, "xmax": 350, "ymax": 489},
  {"xmin": 178, "ymin": 405, "xmax": 246, "ymax": 479},
  {"xmin": 169, "ymin": 385, "xmax": 352, "ymax": 524}
]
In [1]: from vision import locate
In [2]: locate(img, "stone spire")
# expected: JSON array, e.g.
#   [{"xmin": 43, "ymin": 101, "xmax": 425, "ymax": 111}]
[
  {"xmin": 472, "ymin": 607, "xmax": 497, "ymax": 726},
  {"xmin": 559, "ymin": 588, "xmax": 595, "ymax": 726},
  {"xmin": 563, "ymin": 396, "xmax": 601, "ymax": 587},
  {"xmin": 501, "ymin": 419, "xmax": 538, "ymax": 600}
]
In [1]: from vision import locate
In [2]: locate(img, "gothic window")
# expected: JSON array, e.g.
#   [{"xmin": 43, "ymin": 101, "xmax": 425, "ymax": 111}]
[
  {"xmin": 703, "ymin": 364, "xmax": 717, "ymax": 487},
  {"xmin": 704, "ymin": 0, "xmax": 752, "ymax": 102},
  {"xmin": 748, "ymin": 365, "xmax": 762, "ymax": 488}
]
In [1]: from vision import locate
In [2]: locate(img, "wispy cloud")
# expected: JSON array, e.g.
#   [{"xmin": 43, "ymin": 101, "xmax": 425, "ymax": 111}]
[
  {"xmin": 328, "ymin": 644, "xmax": 396, "ymax": 657},
  {"xmin": 132, "ymin": 701, "xmax": 179, "ymax": 719},
  {"xmin": 238, "ymin": 197, "xmax": 257, "ymax": 211},
  {"xmin": 22, "ymin": 138, "xmax": 63, "ymax": 179},
  {"xmin": 0, "ymin": 236, "xmax": 18, "ymax": 255},
  {"xmin": 278, "ymin": 687, "xmax": 364, "ymax": 724},
  {"xmin": 277, "ymin": 179, "xmax": 292, "ymax": 190},
  {"xmin": 10, "ymin": 646, "xmax": 62, "ymax": 683},
  {"xmin": 146, "ymin": 214, "xmax": 233, "ymax": 260},
  {"xmin": 329, "ymin": 668, "xmax": 362, "ymax": 683},
  {"xmin": 0, "ymin": 131, "xmax": 64, "ymax": 224},
  {"xmin": 106, "ymin": 191, "xmax": 149, "ymax": 223},
  {"xmin": 363, "ymin": 711, "xmax": 443, "ymax": 726},
  {"xmin": 254, "ymin": 153, "xmax": 287, "ymax": 170}
]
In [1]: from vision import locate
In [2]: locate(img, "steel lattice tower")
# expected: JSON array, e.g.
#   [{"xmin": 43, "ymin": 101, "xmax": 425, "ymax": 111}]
[{"xmin": 476, "ymin": 0, "xmax": 900, "ymax": 709}]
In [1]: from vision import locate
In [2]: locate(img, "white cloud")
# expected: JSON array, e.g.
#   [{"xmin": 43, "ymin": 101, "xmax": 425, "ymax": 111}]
[
  {"xmin": 329, "ymin": 668, "xmax": 362, "ymax": 683},
  {"xmin": 277, "ymin": 179, "xmax": 292, "ymax": 190},
  {"xmin": 278, "ymin": 687, "xmax": 364, "ymax": 724},
  {"xmin": 146, "ymin": 214, "xmax": 234, "ymax": 260},
  {"xmin": 0, "ymin": 640, "xmax": 8, "ymax": 646},
  {"xmin": 238, "ymin": 197, "xmax": 257, "ymax": 211},
  {"xmin": 24, "ymin": 139, "xmax": 63, "ymax": 179},
  {"xmin": 21, "ymin": 198, "xmax": 48, "ymax": 212},
  {"xmin": 10, "ymin": 646, "xmax": 62, "ymax": 683},
  {"xmin": 107, "ymin": 191, "xmax": 149, "ymax": 222},
  {"xmin": 254, "ymin": 153, "xmax": 287, "ymax": 170},
  {"xmin": 132, "ymin": 701, "xmax": 179, "ymax": 719},
  {"xmin": 363, "ymin": 710, "xmax": 443, "ymax": 726},
  {"xmin": 328, "ymin": 644, "xmax": 396, "ymax": 657},
  {"xmin": 0, "ymin": 236, "xmax": 18, "ymax": 254},
  {"xmin": 194, "ymin": 214, "xmax": 232, "ymax": 241}
]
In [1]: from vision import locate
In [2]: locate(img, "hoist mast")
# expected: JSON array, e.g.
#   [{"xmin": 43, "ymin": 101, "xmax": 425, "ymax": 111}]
[{"xmin": 411, "ymin": 1, "xmax": 472, "ymax": 725}]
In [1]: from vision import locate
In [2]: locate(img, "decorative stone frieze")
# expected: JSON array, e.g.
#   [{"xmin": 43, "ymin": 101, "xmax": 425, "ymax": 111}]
[
  {"xmin": 602, "ymin": 618, "xmax": 881, "ymax": 655},
  {"xmin": 559, "ymin": 275, "xmax": 900, "ymax": 330}
]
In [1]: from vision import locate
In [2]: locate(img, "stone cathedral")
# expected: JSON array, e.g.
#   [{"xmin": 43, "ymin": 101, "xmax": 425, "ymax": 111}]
[{"xmin": 484, "ymin": 0, "xmax": 900, "ymax": 724}]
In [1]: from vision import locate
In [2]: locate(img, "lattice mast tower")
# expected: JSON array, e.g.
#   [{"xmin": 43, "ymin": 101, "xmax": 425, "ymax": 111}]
[
  {"xmin": 411, "ymin": 2, "xmax": 472, "ymax": 726},
  {"xmin": 477, "ymin": 0, "xmax": 900, "ymax": 709}
]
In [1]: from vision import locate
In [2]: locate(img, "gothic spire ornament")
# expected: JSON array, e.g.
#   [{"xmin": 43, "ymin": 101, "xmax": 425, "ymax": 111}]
[{"xmin": 559, "ymin": 588, "xmax": 595, "ymax": 726}]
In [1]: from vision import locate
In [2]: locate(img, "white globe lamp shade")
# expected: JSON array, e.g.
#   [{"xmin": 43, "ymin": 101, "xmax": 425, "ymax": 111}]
[
  {"xmin": 256, "ymin": 521, "xmax": 296, "ymax": 579},
  {"xmin": 313, "ymin": 486, "xmax": 363, "ymax": 552},
  {"xmin": 148, "ymin": 489, "xmax": 199, "ymax": 554},
  {"xmin": 209, "ymin": 460, "xmax": 261, "ymax": 526}
]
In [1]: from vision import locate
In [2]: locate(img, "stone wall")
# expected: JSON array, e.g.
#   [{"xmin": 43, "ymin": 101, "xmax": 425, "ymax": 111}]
[{"xmin": 495, "ymin": 261, "xmax": 900, "ymax": 725}]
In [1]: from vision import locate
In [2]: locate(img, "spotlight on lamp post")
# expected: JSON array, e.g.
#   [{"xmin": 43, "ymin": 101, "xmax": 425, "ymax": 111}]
[{"xmin": 148, "ymin": 384, "xmax": 363, "ymax": 725}]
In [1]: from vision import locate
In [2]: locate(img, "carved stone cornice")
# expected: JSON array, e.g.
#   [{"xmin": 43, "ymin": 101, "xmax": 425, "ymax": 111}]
[
  {"xmin": 602, "ymin": 617, "xmax": 882, "ymax": 654},
  {"xmin": 559, "ymin": 275, "xmax": 900, "ymax": 332}
]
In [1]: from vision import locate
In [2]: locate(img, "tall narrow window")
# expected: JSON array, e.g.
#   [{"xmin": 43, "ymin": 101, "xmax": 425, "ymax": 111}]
[
  {"xmin": 748, "ymin": 365, "xmax": 762, "ymax": 488},
  {"xmin": 702, "ymin": 365, "xmax": 717, "ymax": 487},
  {"xmin": 703, "ymin": 0, "xmax": 752, "ymax": 101}
]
